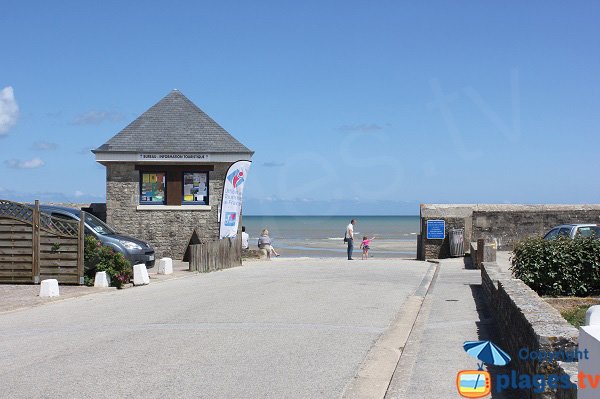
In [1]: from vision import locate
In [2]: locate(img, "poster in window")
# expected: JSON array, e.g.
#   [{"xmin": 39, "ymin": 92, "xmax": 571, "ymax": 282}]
[
  {"xmin": 183, "ymin": 172, "xmax": 208, "ymax": 203},
  {"xmin": 141, "ymin": 173, "xmax": 165, "ymax": 203}
]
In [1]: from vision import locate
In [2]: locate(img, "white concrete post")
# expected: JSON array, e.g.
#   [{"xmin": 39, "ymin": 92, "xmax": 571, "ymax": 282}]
[
  {"xmin": 94, "ymin": 271, "xmax": 111, "ymax": 288},
  {"xmin": 39, "ymin": 279, "xmax": 60, "ymax": 297},
  {"xmin": 133, "ymin": 264, "xmax": 150, "ymax": 285},
  {"xmin": 585, "ymin": 305, "xmax": 600, "ymax": 326},
  {"xmin": 158, "ymin": 258, "xmax": 173, "ymax": 275}
]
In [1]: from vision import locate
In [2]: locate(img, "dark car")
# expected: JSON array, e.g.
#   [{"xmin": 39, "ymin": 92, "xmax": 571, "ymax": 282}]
[{"xmin": 39, "ymin": 205, "xmax": 155, "ymax": 268}]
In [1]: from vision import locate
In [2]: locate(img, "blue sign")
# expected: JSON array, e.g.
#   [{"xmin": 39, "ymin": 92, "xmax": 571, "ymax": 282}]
[{"xmin": 427, "ymin": 220, "xmax": 445, "ymax": 239}]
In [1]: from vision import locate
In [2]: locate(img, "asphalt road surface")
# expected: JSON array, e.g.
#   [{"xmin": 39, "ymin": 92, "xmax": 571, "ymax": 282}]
[{"xmin": 0, "ymin": 258, "xmax": 430, "ymax": 399}]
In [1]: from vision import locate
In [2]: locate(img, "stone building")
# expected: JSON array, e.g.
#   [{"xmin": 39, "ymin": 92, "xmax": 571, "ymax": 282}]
[{"xmin": 93, "ymin": 90, "xmax": 253, "ymax": 259}]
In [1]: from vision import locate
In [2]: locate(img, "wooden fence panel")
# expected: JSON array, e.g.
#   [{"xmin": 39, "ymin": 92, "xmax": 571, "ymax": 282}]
[
  {"xmin": 0, "ymin": 199, "xmax": 84, "ymax": 284},
  {"xmin": 189, "ymin": 237, "xmax": 242, "ymax": 273},
  {"xmin": 0, "ymin": 215, "xmax": 34, "ymax": 284}
]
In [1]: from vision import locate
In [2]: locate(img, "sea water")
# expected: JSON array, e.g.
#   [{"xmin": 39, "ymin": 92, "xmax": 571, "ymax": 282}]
[{"xmin": 242, "ymin": 216, "xmax": 419, "ymax": 258}]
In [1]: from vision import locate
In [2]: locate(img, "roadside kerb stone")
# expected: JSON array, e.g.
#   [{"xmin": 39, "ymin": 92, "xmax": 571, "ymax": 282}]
[
  {"xmin": 94, "ymin": 271, "xmax": 111, "ymax": 287},
  {"xmin": 133, "ymin": 264, "xmax": 150, "ymax": 285},
  {"xmin": 157, "ymin": 258, "xmax": 173, "ymax": 275},
  {"xmin": 39, "ymin": 279, "xmax": 59, "ymax": 298}
]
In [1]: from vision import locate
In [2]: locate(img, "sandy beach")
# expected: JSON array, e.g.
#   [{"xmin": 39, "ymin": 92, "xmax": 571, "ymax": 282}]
[{"xmin": 251, "ymin": 238, "xmax": 418, "ymax": 259}]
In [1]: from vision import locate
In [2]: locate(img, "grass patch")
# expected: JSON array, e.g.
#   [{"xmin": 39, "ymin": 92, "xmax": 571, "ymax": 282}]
[
  {"xmin": 561, "ymin": 305, "xmax": 590, "ymax": 328},
  {"xmin": 546, "ymin": 297, "xmax": 599, "ymax": 328}
]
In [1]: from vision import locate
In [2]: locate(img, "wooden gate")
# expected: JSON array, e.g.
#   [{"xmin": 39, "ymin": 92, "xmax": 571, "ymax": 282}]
[{"xmin": 0, "ymin": 200, "xmax": 84, "ymax": 284}]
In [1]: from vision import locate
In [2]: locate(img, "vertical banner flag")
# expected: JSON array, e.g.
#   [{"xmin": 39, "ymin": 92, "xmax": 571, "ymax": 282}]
[{"xmin": 219, "ymin": 160, "xmax": 252, "ymax": 239}]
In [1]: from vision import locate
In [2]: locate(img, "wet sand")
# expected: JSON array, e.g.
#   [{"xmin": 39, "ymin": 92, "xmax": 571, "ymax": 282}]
[{"xmin": 270, "ymin": 238, "xmax": 417, "ymax": 259}]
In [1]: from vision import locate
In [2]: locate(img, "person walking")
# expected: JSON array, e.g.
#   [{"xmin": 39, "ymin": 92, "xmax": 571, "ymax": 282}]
[{"xmin": 345, "ymin": 219, "xmax": 356, "ymax": 260}]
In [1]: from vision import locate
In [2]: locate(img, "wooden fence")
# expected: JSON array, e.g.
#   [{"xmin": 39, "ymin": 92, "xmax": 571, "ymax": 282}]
[
  {"xmin": 0, "ymin": 200, "xmax": 84, "ymax": 284},
  {"xmin": 189, "ymin": 237, "xmax": 242, "ymax": 273}
]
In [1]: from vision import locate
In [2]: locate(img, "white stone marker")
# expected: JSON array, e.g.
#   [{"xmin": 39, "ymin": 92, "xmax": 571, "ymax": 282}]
[
  {"xmin": 585, "ymin": 305, "xmax": 600, "ymax": 326},
  {"xmin": 94, "ymin": 271, "xmax": 111, "ymax": 288},
  {"xmin": 158, "ymin": 258, "xmax": 173, "ymax": 275},
  {"xmin": 39, "ymin": 279, "xmax": 59, "ymax": 297},
  {"xmin": 133, "ymin": 263, "xmax": 150, "ymax": 285}
]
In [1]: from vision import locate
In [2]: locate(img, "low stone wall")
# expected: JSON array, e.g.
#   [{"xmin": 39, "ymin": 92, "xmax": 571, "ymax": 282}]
[
  {"xmin": 419, "ymin": 204, "xmax": 600, "ymax": 259},
  {"xmin": 481, "ymin": 261, "xmax": 578, "ymax": 399}
]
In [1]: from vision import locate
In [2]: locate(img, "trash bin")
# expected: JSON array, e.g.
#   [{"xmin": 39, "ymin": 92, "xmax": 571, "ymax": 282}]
[{"xmin": 449, "ymin": 228, "xmax": 464, "ymax": 257}]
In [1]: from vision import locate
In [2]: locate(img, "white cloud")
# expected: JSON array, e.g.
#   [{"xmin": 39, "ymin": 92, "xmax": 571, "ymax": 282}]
[
  {"xmin": 0, "ymin": 86, "xmax": 19, "ymax": 135},
  {"xmin": 74, "ymin": 190, "xmax": 84, "ymax": 197},
  {"xmin": 33, "ymin": 141, "xmax": 58, "ymax": 150},
  {"xmin": 5, "ymin": 157, "xmax": 45, "ymax": 169}
]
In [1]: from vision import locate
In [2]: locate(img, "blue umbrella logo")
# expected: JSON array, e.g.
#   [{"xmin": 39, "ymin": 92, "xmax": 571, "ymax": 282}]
[{"xmin": 463, "ymin": 340, "xmax": 511, "ymax": 369}]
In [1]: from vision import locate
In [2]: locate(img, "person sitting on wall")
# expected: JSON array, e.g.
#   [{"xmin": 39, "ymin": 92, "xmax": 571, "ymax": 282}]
[
  {"xmin": 241, "ymin": 226, "xmax": 249, "ymax": 251},
  {"xmin": 258, "ymin": 228, "xmax": 280, "ymax": 259}
]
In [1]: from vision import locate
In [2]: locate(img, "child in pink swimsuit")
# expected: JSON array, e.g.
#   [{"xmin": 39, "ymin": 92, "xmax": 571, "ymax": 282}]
[{"xmin": 360, "ymin": 236, "xmax": 375, "ymax": 260}]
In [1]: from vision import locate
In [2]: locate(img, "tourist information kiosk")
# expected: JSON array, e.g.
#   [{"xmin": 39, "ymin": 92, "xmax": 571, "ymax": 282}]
[{"xmin": 93, "ymin": 90, "xmax": 253, "ymax": 259}]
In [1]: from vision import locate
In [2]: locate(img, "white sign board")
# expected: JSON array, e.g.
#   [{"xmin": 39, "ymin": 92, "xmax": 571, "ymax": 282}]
[
  {"xmin": 219, "ymin": 160, "xmax": 252, "ymax": 239},
  {"xmin": 138, "ymin": 153, "xmax": 209, "ymax": 162}
]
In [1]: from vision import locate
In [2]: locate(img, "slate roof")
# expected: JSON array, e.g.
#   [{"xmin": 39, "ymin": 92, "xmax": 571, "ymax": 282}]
[{"xmin": 94, "ymin": 90, "xmax": 253, "ymax": 154}]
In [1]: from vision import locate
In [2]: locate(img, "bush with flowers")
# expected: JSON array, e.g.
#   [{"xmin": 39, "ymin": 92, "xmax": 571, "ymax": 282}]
[{"xmin": 84, "ymin": 235, "xmax": 132, "ymax": 288}]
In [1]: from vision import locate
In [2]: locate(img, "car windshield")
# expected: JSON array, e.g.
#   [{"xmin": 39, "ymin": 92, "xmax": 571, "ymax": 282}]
[{"xmin": 84, "ymin": 212, "xmax": 116, "ymax": 235}]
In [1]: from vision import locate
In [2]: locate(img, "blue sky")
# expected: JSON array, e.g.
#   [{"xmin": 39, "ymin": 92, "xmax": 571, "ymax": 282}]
[{"xmin": 1, "ymin": 1, "xmax": 599, "ymax": 215}]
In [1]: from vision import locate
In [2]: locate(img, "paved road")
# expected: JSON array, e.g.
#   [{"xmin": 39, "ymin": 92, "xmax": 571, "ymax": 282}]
[{"xmin": 0, "ymin": 258, "xmax": 430, "ymax": 399}]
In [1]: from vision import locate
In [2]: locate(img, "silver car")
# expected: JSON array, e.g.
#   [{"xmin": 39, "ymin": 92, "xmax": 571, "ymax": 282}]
[
  {"xmin": 543, "ymin": 224, "xmax": 600, "ymax": 240},
  {"xmin": 39, "ymin": 205, "xmax": 155, "ymax": 268}
]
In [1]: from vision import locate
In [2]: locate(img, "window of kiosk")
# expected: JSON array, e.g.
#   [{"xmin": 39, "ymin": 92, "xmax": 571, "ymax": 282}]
[
  {"xmin": 182, "ymin": 172, "xmax": 209, "ymax": 205},
  {"xmin": 140, "ymin": 172, "xmax": 166, "ymax": 204}
]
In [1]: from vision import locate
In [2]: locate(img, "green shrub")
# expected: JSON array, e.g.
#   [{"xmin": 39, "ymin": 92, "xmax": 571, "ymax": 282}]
[
  {"xmin": 511, "ymin": 236, "xmax": 600, "ymax": 296},
  {"xmin": 84, "ymin": 235, "xmax": 132, "ymax": 289}
]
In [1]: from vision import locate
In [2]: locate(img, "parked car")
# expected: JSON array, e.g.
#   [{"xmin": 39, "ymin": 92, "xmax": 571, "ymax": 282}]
[
  {"xmin": 543, "ymin": 224, "xmax": 600, "ymax": 240},
  {"xmin": 38, "ymin": 205, "xmax": 155, "ymax": 268}
]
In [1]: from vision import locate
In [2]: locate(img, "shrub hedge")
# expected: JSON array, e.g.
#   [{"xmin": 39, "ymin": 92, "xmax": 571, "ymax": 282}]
[
  {"xmin": 510, "ymin": 236, "xmax": 600, "ymax": 297},
  {"xmin": 84, "ymin": 235, "xmax": 133, "ymax": 288}
]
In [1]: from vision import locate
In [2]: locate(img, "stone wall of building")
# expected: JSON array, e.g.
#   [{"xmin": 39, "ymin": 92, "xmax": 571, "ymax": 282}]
[
  {"xmin": 419, "ymin": 216, "xmax": 466, "ymax": 259},
  {"xmin": 419, "ymin": 204, "xmax": 600, "ymax": 259},
  {"xmin": 106, "ymin": 162, "xmax": 229, "ymax": 259},
  {"xmin": 419, "ymin": 204, "xmax": 473, "ymax": 259},
  {"xmin": 481, "ymin": 261, "xmax": 578, "ymax": 399}
]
